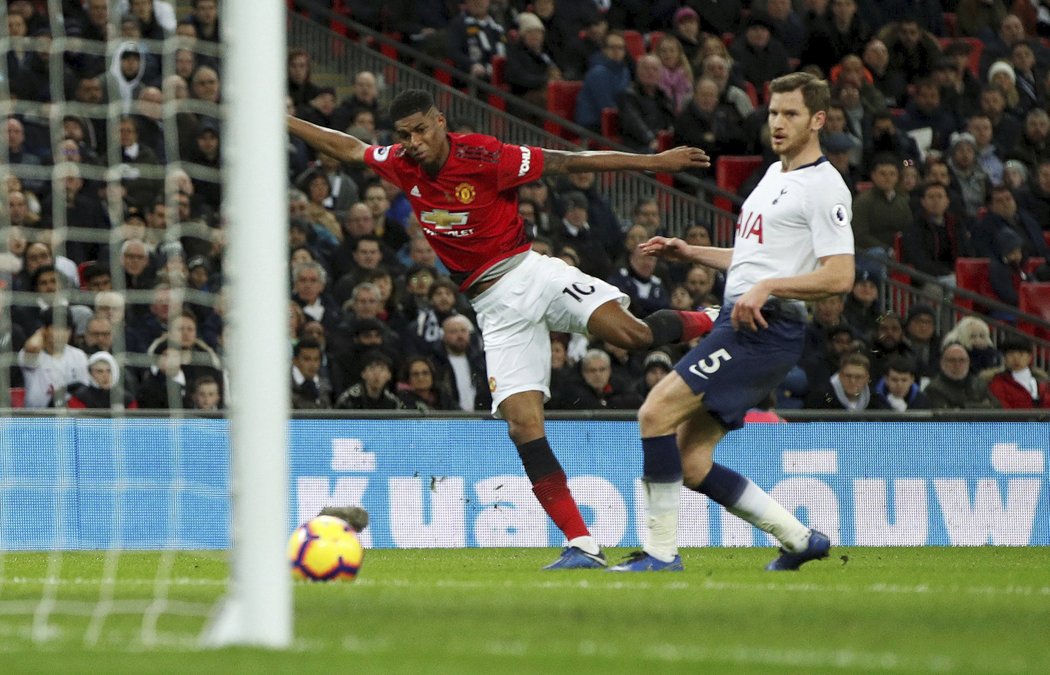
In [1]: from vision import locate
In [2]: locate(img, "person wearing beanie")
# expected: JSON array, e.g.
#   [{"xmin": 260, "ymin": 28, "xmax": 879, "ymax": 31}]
[
  {"xmin": 671, "ymin": 6, "xmax": 702, "ymax": 63},
  {"xmin": 947, "ymin": 130, "xmax": 991, "ymax": 218},
  {"xmin": 504, "ymin": 12, "xmax": 561, "ymax": 121},
  {"xmin": 987, "ymin": 58, "xmax": 1023, "ymax": 116},
  {"xmin": 68, "ymin": 351, "xmax": 137, "ymax": 409}
]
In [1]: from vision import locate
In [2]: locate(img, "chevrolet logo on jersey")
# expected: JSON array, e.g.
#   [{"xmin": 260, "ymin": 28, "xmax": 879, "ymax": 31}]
[{"xmin": 421, "ymin": 209, "xmax": 469, "ymax": 229}]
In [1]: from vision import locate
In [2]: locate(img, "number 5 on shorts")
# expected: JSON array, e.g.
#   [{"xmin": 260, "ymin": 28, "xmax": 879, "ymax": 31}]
[{"xmin": 688, "ymin": 348, "xmax": 732, "ymax": 379}]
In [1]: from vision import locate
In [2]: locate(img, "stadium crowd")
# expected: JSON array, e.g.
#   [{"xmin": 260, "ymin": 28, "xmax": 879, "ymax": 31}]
[{"xmin": 2, "ymin": 0, "xmax": 1050, "ymax": 412}]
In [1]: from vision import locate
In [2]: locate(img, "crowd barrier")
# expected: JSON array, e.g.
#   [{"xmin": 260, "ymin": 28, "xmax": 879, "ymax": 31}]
[{"xmin": 0, "ymin": 417, "xmax": 1046, "ymax": 549}]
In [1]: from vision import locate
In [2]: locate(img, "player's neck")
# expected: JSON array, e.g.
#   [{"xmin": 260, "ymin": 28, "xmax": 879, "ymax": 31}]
[{"xmin": 779, "ymin": 139, "xmax": 823, "ymax": 171}]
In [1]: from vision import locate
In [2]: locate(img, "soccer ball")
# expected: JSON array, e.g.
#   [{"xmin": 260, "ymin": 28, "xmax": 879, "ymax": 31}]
[{"xmin": 287, "ymin": 515, "xmax": 364, "ymax": 582}]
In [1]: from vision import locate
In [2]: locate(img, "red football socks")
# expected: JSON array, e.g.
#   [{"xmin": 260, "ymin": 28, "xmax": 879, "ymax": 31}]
[
  {"xmin": 676, "ymin": 310, "xmax": 714, "ymax": 342},
  {"xmin": 532, "ymin": 470, "xmax": 590, "ymax": 540}
]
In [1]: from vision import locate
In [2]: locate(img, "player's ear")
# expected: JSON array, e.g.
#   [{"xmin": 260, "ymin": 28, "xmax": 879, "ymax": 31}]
[{"xmin": 810, "ymin": 110, "xmax": 826, "ymax": 133}]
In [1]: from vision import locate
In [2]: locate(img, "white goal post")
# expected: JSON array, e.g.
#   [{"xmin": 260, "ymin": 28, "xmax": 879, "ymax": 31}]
[{"xmin": 202, "ymin": 0, "xmax": 291, "ymax": 648}]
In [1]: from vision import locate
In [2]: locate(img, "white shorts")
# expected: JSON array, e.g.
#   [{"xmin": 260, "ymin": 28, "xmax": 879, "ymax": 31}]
[{"xmin": 470, "ymin": 252, "xmax": 628, "ymax": 416}]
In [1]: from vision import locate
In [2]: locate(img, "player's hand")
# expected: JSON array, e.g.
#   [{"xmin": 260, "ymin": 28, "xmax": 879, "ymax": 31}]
[
  {"xmin": 730, "ymin": 284, "xmax": 770, "ymax": 332},
  {"xmin": 639, "ymin": 236, "xmax": 691, "ymax": 261},
  {"xmin": 654, "ymin": 146, "xmax": 711, "ymax": 171}
]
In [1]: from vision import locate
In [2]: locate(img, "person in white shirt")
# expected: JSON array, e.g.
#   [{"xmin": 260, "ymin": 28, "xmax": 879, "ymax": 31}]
[
  {"xmin": 613, "ymin": 72, "xmax": 856, "ymax": 572},
  {"xmin": 18, "ymin": 307, "xmax": 89, "ymax": 408}
]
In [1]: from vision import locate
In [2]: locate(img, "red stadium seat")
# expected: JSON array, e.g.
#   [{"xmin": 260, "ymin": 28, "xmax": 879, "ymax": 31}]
[
  {"xmin": 544, "ymin": 80, "xmax": 583, "ymax": 139},
  {"xmin": 600, "ymin": 107, "xmax": 620, "ymax": 142},
  {"xmin": 647, "ymin": 31, "xmax": 665, "ymax": 51},
  {"xmin": 623, "ymin": 30, "xmax": 646, "ymax": 59},
  {"xmin": 487, "ymin": 54, "xmax": 508, "ymax": 111},
  {"xmin": 938, "ymin": 38, "xmax": 983, "ymax": 77},
  {"xmin": 888, "ymin": 233, "xmax": 912, "ymax": 316},
  {"xmin": 955, "ymin": 257, "xmax": 994, "ymax": 311},
  {"xmin": 77, "ymin": 260, "xmax": 96, "ymax": 290},
  {"xmin": 942, "ymin": 12, "xmax": 957, "ymax": 37},
  {"xmin": 744, "ymin": 81, "xmax": 759, "ymax": 107},
  {"xmin": 855, "ymin": 181, "xmax": 874, "ymax": 193},
  {"xmin": 714, "ymin": 155, "xmax": 763, "ymax": 242},
  {"xmin": 1018, "ymin": 282, "xmax": 1050, "ymax": 339}
]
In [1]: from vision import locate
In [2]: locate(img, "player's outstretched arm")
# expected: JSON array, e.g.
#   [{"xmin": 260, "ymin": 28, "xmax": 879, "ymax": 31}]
[
  {"xmin": 730, "ymin": 254, "xmax": 855, "ymax": 331},
  {"xmin": 639, "ymin": 236, "xmax": 733, "ymax": 270},
  {"xmin": 541, "ymin": 146, "xmax": 710, "ymax": 176},
  {"xmin": 287, "ymin": 115, "xmax": 370, "ymax": 164}
]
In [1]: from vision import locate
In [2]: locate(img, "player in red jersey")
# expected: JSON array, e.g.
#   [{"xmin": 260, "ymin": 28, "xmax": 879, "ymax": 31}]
[{"xmin": 289, "ymin": 89, "xmax": 715, "ymax": 569}]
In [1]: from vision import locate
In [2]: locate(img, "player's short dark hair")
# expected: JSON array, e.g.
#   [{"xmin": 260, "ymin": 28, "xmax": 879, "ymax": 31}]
[
  {"xmin": 769, "ymin": 72, "xmax": 830, "ymax": 116},
  {"xmin": 294, "ymin": 338, "xmax": 322, "ymax": 358},
  {"xmin": 388, "ymin": 89, "xmax": 436, "ymax": 124},
  {"xmin": 354, "ymin": 234, "xmax": 382, "ymax": 251}
]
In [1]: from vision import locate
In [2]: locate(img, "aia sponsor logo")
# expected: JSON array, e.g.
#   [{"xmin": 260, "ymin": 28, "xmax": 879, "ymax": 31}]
[{"xmin": 736, "ymin": 211, "xmax": 764, "ymax": 243}]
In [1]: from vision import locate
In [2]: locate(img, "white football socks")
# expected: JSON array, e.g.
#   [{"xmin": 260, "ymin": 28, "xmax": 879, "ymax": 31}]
[
  {"xmin": 567, "ymin": 535, "xmax": 600, "ymax": 556},
  {"xmin": 727, "ymin": 479, "xmax": 810, "ymax": 552},
  {"xmin": 642, "ymin": 479, "xmax": 682, "ymax": 563}
]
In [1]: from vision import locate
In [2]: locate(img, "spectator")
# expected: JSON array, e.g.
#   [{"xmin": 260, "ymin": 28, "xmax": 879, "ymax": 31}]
[
  {"xmin": 801, "ymin": 324, "xmax": 862, "ymax": 391},
  {"xmin": 653, "ymin": 35, "xmax": 694, "ymax": 114},
  {"xmin": 842, "ymin": 267, "xmax": 882, "ymax": 344},
  {"xmin": 800, "ymin": 0, "xmax": 871, "ymax": 76},
  {"xmin": 980, "ymin": 86, "xmax": 1023, "ymax": 154},
  {"xmin": 729, "ymin": 14, "xmax": 791, "ymax": 98},
  {"xmin": 185, "ymin": 0, "xmax": 219, "ymax": 43},
  {"xmin": 980, "ymin": 14, "xmax": 1050, "ymax": 77},
  {"xmin": 291, "ymin": 338, "xmax": 332, "ymax": 409},
  {"xmin": 670, "ymin": 6, "xmax": 703, "ymax": 65},
  {"xmin": 956, "ymin": 0, "xmax": 1007, "ymax": 39},
  {"xmin": 967, "ymin": 113, "xmax": 1005, "ymax": 185},
  {"xmin": 700, "ymin": 54, "xmax": 754, "ymax": 121},
  {"xmin": 615, "ymin": 54, "xmax": 676, "ymax": 153},
  {"xmin": 6, "ymin": 118, "xmax": 44, "ymax": 193},
  {"xmin": 973, "ymin": 184, "xmax": 1049, "ymax": 260},
  {"xmin": 431, "ymin": 314, "xmax": 489, "ymax": 412},
  {"xmin": 549, "ymin": 8, "xmax": 606, "ymax": 81},
  {"xmin": 943, "ymin": 316, "xmax": 1000, "ymax": 374},
  {"xmin": 136, "ymin": 347, "xmax": 189, "ymax": 408},
  {"xmin": 288, "ymin": 48, "xmax": 322, "ymax": 114},
  {"xmin": 863, "ymin": 38, "xmax": 907, "ymax": 108},
  {"xmin": 552, "ymin": 348, "xmax": 643, "ymax": 410},
  {"xmin": 685, "ymin": 0, "xmax": 742, "ymax": 36},
  {"xmin": 947, "ymin": 132, "xmax": 992, "ymax": 219},
  {"xmin": 551, "ymin": 191, "xmax": 612, "ymax": 280},
  {"xmin": 987, "ymin": 335, "xmax": 1050, "ymax": 409},
  {"xmin": 823, "ymin": 132, "xmax": 862, "ymax": 189},
  {"xmin": 944, "ymin": 41, "xmax": 984, "ymax": 118},
  {"xmin": 883, "ymin": 17, "xmax": 940, "ymax": 85},
  {"xmin": 1009, "ymin": 41, "xmax": 1043, "ymax": 115},
  {"xmin": 17, "ymin": 307, "xmax": 89, "ymax": 409},
  {"xmin": 904, "ymin": 304, "xmax": 940, "ymax": 382},
  {"xmin": 292, "ymin": 260, "xmax": 341, "ymax": 333},
  {"xmin": 872, "ymin": 355, "xmax": 931, "ymax": 411},
  {"xmin": 447, "ymin": 0, "xmax": 506, "ymax": 82},
  {"xmin": 673, "ymin": 77, "xmax": 748, "ymax": 182},
  {"xmin": 868, "ymin": 311, "xmax": 914, "ymax": 381},
  {"xmin": 555, "ymin": 172, "xmax": 622, "ymax": 259},
  {"xmin": 145, "ymin": 309, "xmax": 223, "ymax": 393},
  {"xmin": 897, "ymin": 80, "xmax": 959, "ymax": 158},
  {"xmin": 636, "ymin": 349, "xmax": 673, "ymax": 399},
  {"xmin": 80, "ymin": 315, "xmax": 115, "ymax": 356},
  {"xmin": 901, "ymin": 181, "xmax": 973, "ymax": 290},
  {"xmin": 363, "ymin": 181, "xmax": 408, "ymax": 254},
  {"xmin": 805, "ymin": 352, "xmax": 880, "ymax": 411},
  {"xmin": 333, "ymin": 71, "xmax": 387, "ymax": 132},
  {"xmin": 924, "ymin": 342, "xmax": 1000, "ymax": 409},
  {"xmin": 852, "ymin": 154, "xmax": 912, "ymax": 259},
  {"xmin": 1004, "ymin": 158, "xmax": 1030, "ymax": 191},
  {"xmin": 864, "ymin": 112, "xmax": 920, "ymax": 172},
  {"xmin": 1008, "ymin": 107, "xmax": 1050, "ymax": 169},
  {"xmin": 575, "ymin": 32, "xmax": 631, "ymax": 132},
  {"xmin": 987, "ymin": 227, "xmax": 1033, "ymax": 319},
  {"xmin": 396, "ymin": 355, "xmax": 455, "ymax": 411},
  {"xmin": 504, "ymin": 12, "xmax": 561, "ymax": 117},
  {"xmin": 988, "ymin": 58, "xmax": 1024, "ymax": 118},
  {"xmin": 67, "ymin": 351, "xmax": 137, "ymax": 409},
  {"xmin": 189, "ymin": 374, "xmax": 222, "ymax": 411},
  {"xmin": 608, "ymin": 239, "xmax": 670, "ymax": 319}
]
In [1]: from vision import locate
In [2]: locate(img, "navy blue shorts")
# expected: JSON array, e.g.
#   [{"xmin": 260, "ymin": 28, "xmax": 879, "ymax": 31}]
[{"xmin": 673, "ymin": 305, "xmax": 806, "ymax": 430}]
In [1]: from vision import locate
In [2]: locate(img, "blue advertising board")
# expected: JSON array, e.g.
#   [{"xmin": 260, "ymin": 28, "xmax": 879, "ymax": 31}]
[{"xmin": 1, "ymin": 418, "xmax": 1046, "ymax": 549}]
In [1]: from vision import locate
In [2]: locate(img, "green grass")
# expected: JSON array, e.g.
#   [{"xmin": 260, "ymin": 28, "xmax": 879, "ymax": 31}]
[{"xmin": 0, "ymin": 548, "xmax": 1048, "ymax": 673}]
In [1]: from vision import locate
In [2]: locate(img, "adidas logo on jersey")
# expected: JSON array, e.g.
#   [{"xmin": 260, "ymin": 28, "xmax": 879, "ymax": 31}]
[{"xmin": 411, "ymin": 185, "xmax": 421, "ymax": 197}]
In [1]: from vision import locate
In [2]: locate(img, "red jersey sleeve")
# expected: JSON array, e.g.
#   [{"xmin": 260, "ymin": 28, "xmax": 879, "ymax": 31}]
[
  {"xmin": 494, "ymin": 143, "xmax": 545, "ymax": 192},
  {"xmin": 362, "ymin": 144, "xmax": 408, "ymax": 188}
]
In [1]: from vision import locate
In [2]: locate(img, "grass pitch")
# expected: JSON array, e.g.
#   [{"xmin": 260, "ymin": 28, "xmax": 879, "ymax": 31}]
[{"xmin": 0, "ymin": 547, "xmax": 1047, "ymax": 673}]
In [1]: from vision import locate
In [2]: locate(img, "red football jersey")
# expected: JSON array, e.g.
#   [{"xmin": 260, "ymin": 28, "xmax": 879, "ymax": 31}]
[{"xmin": 363, "ymin": 132, "xmax": 544, "ymax": 289}]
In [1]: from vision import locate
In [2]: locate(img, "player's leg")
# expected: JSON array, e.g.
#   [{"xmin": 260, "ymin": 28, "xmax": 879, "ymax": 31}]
[
  {"xmin": 678, "ymin": 413, "xmax": 829, "ymax": 571},
  {"xmin": 587, "ymin": 299, "xmax": 717, "ymax": 350},
  {"xmin": 497, "ymin": 390, "xmax": 604, "ymax": 568},
  {"xmin": 608, "ymin": 371, "xmax": 707, "ymax": 572}
]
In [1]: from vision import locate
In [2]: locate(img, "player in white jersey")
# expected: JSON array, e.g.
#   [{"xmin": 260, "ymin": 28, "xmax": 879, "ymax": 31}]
[{"xmin": 610, "ymin": 72, "xmax": 856, "ymax": 572}]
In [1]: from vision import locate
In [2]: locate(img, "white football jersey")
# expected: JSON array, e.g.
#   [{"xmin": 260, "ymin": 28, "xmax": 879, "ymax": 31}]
[{"xmin": 723, "ymin": 158, "xmax": 855, "ymax": 303}]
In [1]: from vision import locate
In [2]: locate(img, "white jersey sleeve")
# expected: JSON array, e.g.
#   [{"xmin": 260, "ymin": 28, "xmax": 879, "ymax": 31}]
[{"xmin": 805, "ymin": 165, "xmax": 855, "ymax": 259}]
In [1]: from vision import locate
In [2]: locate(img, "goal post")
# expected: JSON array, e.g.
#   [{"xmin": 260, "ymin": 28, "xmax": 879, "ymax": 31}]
[{"xmin": 202, "ymin": 0, "xmax": 291, "ymax": 648}]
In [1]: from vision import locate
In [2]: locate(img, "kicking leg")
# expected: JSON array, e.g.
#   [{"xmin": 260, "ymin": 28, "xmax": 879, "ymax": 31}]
[
  {"xmin": 500, "ymin": 391, "xmax": 605, "ymax": 569},
  {"xmin": 587, "ymin": 300, "xmax": 717, "ymax": 351}
]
